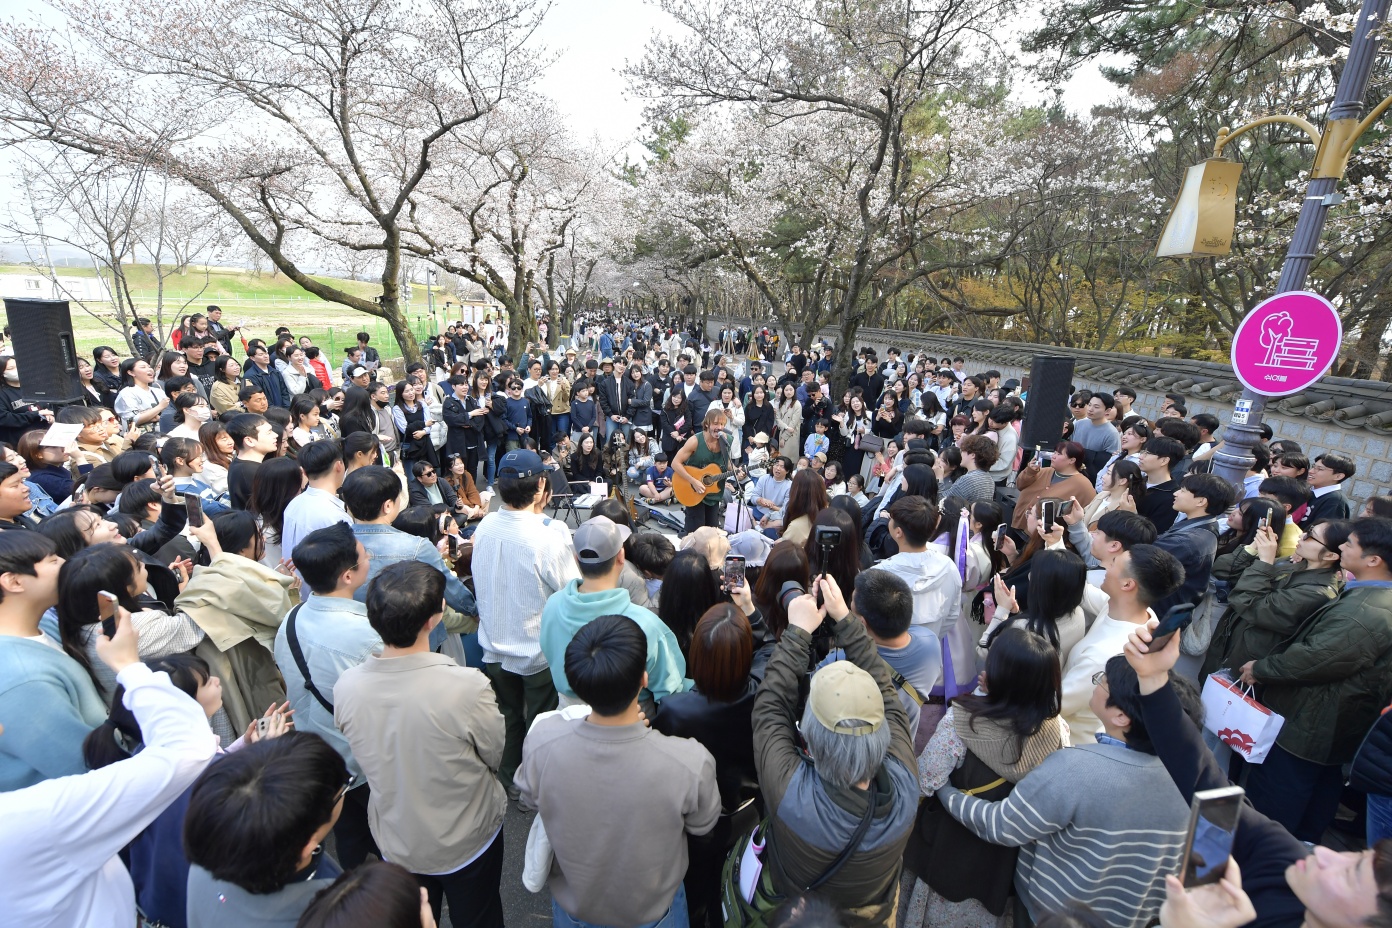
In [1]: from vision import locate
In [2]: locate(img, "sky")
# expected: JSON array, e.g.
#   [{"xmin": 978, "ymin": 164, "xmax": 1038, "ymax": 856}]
[{"xmin": 1, "ymin": 0, "xmax": 1124, "ymax": 261}]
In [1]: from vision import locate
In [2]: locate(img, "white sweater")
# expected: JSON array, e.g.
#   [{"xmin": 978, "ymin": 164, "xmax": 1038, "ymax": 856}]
[{"xmin": 0, "ymin": 663, "xmax": 217, "ymax": 927}]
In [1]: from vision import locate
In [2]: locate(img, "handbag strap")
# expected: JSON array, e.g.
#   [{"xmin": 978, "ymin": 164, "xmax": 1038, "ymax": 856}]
[
  {"xmin": 805, "ymin": 786, "xmax": 878, "ymax": 892},
  {"xmin": 285, "ymin": 603, "xmax": 334, "ymax": 715},
  {"xmin": 891, "ymin": 669, "xmax": 927, "ymax": 706}
]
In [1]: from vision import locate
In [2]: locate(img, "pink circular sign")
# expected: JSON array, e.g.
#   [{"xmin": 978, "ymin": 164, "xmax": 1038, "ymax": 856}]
[{"xmin": 1230, "ymin": 291, "xmax": 1342, "ymax": 397}]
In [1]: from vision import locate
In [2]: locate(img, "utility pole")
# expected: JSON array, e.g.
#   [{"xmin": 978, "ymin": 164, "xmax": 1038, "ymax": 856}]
[{"xmin": 1212, "ymin": 0, "xmax": 1392, "ymax": 486}]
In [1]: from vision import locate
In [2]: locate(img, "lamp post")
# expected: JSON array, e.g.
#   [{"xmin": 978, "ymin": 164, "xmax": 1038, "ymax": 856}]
[{"xmin": 1154, "ymin": 0, "xmax": 1392, "ymax": 488}]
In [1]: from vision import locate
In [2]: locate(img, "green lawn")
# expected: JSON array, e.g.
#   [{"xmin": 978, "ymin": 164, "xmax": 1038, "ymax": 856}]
[{"xmin": 1, "ymin": 263, "xmax": 472, "ymax": 361}]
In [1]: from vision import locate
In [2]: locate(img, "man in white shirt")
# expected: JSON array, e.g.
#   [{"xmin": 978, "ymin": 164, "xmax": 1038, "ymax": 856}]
[
  {"xmin": 1059, "ymin": 544, "xmax": 1184, "ymax": 744},
  {"xmin": 873, "ymin": 497, "xmax": 962, "ymax": 638},
  {"xmin": 280, "ymin": 440, "xmax": 351, "ymax": 561},
  {"xmin": 470, "ymin": 449, "xmax": 579, "ymax": 798}
]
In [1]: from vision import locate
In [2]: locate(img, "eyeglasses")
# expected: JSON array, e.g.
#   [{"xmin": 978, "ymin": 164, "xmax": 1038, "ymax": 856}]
[
  {"xmin": 1091, "ymin": 671, "xmax": 1109, "ymax": 688},
  {"xmin": 1301, "ymin": 530, "xmax": 1339, "ymax": 553},
  {"xmin": 334, "ymin": 774, "xmax": 357, "ymax": 804}
]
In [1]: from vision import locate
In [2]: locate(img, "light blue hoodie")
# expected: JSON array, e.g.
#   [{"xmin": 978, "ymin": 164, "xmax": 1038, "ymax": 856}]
[
  {"xmin": 0, "ymin": 635, "xmax": 107, "ymax": 791},
  {"xmin": 539, "ymin": 580, "xmax": 690, "ymax": 702}
]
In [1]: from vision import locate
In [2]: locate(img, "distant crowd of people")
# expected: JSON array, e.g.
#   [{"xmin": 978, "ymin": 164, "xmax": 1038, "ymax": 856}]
[{"xmin": 0, "ymin": 307, "xmax": 1389, "ymax": 928}]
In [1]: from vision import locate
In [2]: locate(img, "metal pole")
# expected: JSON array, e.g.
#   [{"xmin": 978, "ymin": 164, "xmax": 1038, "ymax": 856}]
[{"xmin": 1212, "ymin": 0, "xmax": 1391, "ymax": 487}]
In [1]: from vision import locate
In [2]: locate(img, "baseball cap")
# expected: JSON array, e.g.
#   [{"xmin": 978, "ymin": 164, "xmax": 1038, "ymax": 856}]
[
  {"xmin": 497, "ymin": 449, "xmax": 545, "ymax": 479},
  {"xmin": 350, "ymin": 366, "xmax": 369, "ymax": 379},
  {"xmin": 808, "ymin": 662, "xmax": 885, "ymax": 736},
  {"xmin": 573, "ymin": 516, "xmax": 632, "ymax": 564}
]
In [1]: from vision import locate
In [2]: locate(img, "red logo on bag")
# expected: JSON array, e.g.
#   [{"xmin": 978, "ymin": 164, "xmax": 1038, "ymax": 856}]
[{"xmin": 1218, "ymin": 728, "xmax": 1256, "ymax": 755}]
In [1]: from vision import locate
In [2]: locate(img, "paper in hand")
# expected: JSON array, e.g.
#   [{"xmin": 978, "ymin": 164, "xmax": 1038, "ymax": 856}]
[{"xmin": 39, "ymin": 422, "xmax": 83, "ymax": 448}]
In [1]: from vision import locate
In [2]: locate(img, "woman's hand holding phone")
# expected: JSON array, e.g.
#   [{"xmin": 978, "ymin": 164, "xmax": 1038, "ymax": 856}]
[
  {"xmin": 93, "ymin": 602, "xmax": 140, "ymax": 676},
  {"xmin": 992, "ymin": 574, "xmax": 1020, "ymax": 614},
  {"xmin": 1253, "ymin": 525, "xmax": 1280, "ymax": 564}
]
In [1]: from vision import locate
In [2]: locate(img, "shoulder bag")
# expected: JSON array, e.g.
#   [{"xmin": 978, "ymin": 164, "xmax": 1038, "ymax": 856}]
[
  {"xmin": 720, "ymin": 790, "xmax": 876, "ymax": 928},
  {"xmin": 285, "ymin": 603, "xmax": 334, "ymax": 714}
]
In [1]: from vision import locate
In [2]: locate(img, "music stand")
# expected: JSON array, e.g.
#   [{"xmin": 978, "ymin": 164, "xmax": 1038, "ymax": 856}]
[{"xmin": 546, "ymin": 467, "xmax": 581, "ymax": 527}]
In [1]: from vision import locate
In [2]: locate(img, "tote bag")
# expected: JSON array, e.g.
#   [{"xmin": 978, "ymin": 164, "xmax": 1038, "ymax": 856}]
[{"xmin": 1201, "ymin": 672, "xmax": 1285, "ymax": 764}]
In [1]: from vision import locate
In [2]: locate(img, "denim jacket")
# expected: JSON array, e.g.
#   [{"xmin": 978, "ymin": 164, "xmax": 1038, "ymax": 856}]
[{"xmin": 351, "ymin": 524, "xmax": 475, "ymax": 647}]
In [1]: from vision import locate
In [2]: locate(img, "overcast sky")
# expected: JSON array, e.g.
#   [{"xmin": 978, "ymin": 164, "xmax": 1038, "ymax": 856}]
[{"xmin": 2, "ymin": 0, "xmax": 1121, "ymax": 260}]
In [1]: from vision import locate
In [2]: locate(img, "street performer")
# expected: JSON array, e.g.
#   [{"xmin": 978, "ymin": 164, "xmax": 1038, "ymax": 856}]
[{"xmin": 673, "ymin": 406, "xmax": 731, "ymax": 536}]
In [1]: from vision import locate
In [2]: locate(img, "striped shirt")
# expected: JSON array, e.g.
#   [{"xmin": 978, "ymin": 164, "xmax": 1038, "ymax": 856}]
[{"xmin": 940, "ymin": 741, "xmax": 1190, "ymax": 928}]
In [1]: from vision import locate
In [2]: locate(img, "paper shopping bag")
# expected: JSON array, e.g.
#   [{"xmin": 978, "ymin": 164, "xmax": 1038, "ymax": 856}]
[{"xmin": 1201, "ymin": 672, "xmax": 1285, "ymax": 764}]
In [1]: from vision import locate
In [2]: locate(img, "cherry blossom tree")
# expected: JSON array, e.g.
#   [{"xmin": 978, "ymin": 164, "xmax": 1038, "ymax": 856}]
[{"xmin": 0, "ymin": 0, "xmax": 546, "ymax": 363}]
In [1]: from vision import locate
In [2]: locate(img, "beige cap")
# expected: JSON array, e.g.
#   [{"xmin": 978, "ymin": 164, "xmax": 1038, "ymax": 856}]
[
  {"xmin": 752, "ymin": 431, "xmax": 770, "ymax": 444},
  {"xmin": 808, "ymin": 662, "xmax": 884, "ymax": 736}
]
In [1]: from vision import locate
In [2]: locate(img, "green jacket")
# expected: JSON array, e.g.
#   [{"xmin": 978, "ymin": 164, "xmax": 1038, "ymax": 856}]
[
  {"xmin": 1253, "ymin": 583, "xmax": 1392, "ymax": 765},
  {"xmin": 1200, "ymin": 558, "xmax": 1343, "ymax": 682}
]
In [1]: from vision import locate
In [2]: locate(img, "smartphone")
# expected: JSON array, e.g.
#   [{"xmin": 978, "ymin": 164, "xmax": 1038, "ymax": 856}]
[
  {"xmin": 1257, "ymin": 512, "xmax": 1271, "ymax": 531},
  {"xmin": 149, "ymin": 455, "xmax": 165, "ymax": 482},
  {"xmin": 994, "ymin": 523, "xmax": 1009, "ymax": 547},
  {"xmin": 1180, "ymin": 786, "xmax": 1245, "ymax": 888},
  {"xmin": 256, "ymin": 717, "xmax": 272, "ymax": 738},
  {"xmin": 1149, "ymin": 602, "xmax": 1197, "ymax": 651},
  {"xmin": 448, "ymin": 535, "xmax": 458, "ymax": 559},
  {"xmin": 724, "ymin": 554, "xmax": 747, "ymax": 589},
  {"xmin": 1039, "ymin": 499, "xmax": 1059, "ymax": 528},
  {"xmin": 1057, "ymin": 499, "xmax": 1075, "ymax": 517},
  {"xmin": 184, "ymin": 494, "xmax": 205, "ymax": 528},
  {"xmin": 97, "ymin": 590, "xmax": 119, "ymax": 639}
]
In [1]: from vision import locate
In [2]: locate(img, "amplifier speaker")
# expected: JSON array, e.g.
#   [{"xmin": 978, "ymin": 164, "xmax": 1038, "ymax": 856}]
[
  {"xmin": 1018, "ymin": 356, "xmax": 1076, "ymax": 451},
  {"xmin": 2, "ymin": 298, "xmax": 84, "ymax": 406}
]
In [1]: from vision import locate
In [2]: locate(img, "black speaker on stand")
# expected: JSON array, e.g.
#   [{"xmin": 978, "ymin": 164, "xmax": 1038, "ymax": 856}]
[
  {"xmin": 1019, "ymin": 356, "xmax": 1076, "ymax": 451},
  {"xmin": 3, "ymin": 298, "xmax": 84, "ymax": 406}
]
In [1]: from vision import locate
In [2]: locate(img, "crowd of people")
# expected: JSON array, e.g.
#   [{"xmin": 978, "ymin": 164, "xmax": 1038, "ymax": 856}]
[{"xmin": 0, "ymin": 307, "xmax": 1390, "ymax": 928}]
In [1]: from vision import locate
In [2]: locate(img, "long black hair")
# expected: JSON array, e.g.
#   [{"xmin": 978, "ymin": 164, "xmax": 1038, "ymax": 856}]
[
  {"xmin": 955, "ymin": 626, "xmax": 1062, "ymax": 763},
  {"xmin": 658, "ymin": 549, "xmax": 721, "ymax": 657},
  {"xmin": 57, "ymin": 544, "xmax": 144, "ymax": 687},
  {"xmin": 250, "ymin": 457, "xmax": 304, "ymax": 545},
  {"xmin": 82, "ymin": 653, "xmax": 211, "ymax": 770},
  {"xmin": 1218, "ymin": 497, "xmax": 1287, "ymax": 556},
  {"xmin": 987, "ymin": 548, "xmax": 1086, "ymax": 651}
]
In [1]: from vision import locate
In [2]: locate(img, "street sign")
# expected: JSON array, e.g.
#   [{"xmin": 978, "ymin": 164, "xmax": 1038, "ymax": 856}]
[{"xmin": 1230, "ymin": 291, "xmax": 1342, "ymax": 397}]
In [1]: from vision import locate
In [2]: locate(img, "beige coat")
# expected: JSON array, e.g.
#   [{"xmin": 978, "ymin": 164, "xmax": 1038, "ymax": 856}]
[{"xmin": 177, "ymin": 553, "xmax": 293, "ymax": 732}]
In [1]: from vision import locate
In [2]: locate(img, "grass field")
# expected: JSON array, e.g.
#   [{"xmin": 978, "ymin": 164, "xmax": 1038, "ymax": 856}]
[{"xmin": 0, "ymin": 263, "xmax": 483, "ymax": 361}]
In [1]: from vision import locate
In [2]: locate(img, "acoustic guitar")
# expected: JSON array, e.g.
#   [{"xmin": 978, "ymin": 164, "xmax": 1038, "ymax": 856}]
[{"xmin": 672, "ymin": 462, "xmax": 737, "ymax": 508}]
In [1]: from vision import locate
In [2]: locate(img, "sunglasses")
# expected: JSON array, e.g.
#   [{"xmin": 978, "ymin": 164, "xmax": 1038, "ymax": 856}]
[
  {"xmin": 419, "ymin": 470, "xmax": 436, "ymax": 477},
  {"xmin": 1070, "ymin": 403, "xmax": 1086, "ymax": 409}
]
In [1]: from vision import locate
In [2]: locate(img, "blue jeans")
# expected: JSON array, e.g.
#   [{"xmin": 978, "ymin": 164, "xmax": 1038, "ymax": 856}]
[
  {"xmin": 553, "ymin": 414, "xmax": 570, "ymax": 443},
  {"xmin": 553, "ymin": 884, "xmax": 687, "ymax": 928},
  {"xmin": 1369, "ymin": 792, "xmax": 1392, "ymax": 845},
  {"xmin": 483, "ymin": 438, "xmax": 503, "ymax": 486}
]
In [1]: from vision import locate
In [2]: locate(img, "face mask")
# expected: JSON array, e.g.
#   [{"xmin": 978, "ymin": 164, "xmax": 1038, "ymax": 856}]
[
  {"xmin": 3, "ymin": 370, "xmax": 18, "ymax": 385},
  {"xmin": 190, "ymin": 405, "xmax": 212, "ymax": 422}
]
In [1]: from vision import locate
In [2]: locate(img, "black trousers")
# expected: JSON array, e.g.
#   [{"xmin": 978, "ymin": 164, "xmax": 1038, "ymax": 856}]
[
  {"xmin": 683, "ymin": 502, "xmax": 722, "ymax": 536},
  {"xmin": 332, "ymin": 783, "xmax": 381, "ymax": 870},
  {"xmin": 417, "ymin": 829, "xmax": 506, "ymax": 928}
]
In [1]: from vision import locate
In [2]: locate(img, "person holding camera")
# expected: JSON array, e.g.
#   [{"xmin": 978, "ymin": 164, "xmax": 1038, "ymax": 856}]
[
  {"xmin": 1011, "ymin": 441, "xmax": 1096, "ymax": 532},
  {"xmin": 750, "ymin": 573, "xmax": 917, "ymax": 923}
]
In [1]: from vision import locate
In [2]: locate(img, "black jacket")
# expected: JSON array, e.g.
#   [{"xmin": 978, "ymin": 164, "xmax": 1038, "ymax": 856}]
[
  {"xmin": 596, "ymin": 375, "xmax": 632, "ymax": 419},
  {"xmin": 0, "ymin": 384, "xmax": 47, "ymax": 447},
  {"xmin": 654, "ymin": 680, "xmax": 760, "ymax": 813},
  {"xmin": 408, "ymin": 477, "xmax": 459, "ymax": 510},
  {"xmin": 442, "ymin": 394, "xmax": 481, "ymax": 455},
  {"xmin": 1300, "ymin": 489, "xmax": 1351, "ymax": 528}
]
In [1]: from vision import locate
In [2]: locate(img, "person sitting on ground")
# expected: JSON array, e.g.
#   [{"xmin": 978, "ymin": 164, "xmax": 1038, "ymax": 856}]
[
  {"xmin": 939, "ymin": 653, "xmax": 1198, "ymax": 928},
  {"xmin": 640, "ymin": 452, "xmax": 675, "ymax": 504},
  {"xmin": 182, "ymin": 732, "xmax": 347, "ymax": 927},
  {"xmin": 539, "ymin": 516, "xmax": 689, "ymax": 711},
  {"xmin": 517, "ymin": 614, "xmax": 721, "ymax": 928},
  {"xmin": 334, "ymin": 561, "xmax": 507, "ymax": 927},
  {"xmin": 1059, "ymin": 544, "xmax": 1184, "ymax": 744}
]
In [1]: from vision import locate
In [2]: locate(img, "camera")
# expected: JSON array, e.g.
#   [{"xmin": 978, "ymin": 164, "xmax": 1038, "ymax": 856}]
[
  {"xmin": 812, "ymin": 525, "xmax": 842, "ymax": 578},
  {"xmin": 777, "ymin": 580, "xmax": 806, "ymax": 613}
]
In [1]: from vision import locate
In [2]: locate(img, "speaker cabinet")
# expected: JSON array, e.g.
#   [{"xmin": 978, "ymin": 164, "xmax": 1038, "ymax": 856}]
[
  {"xmin": 3, "ymin": 298, "xmax": 84, "ymax": 406},
  {"xmin": 1019, "ymin": 356, "xmax": 1076, "ymax": 451}
]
